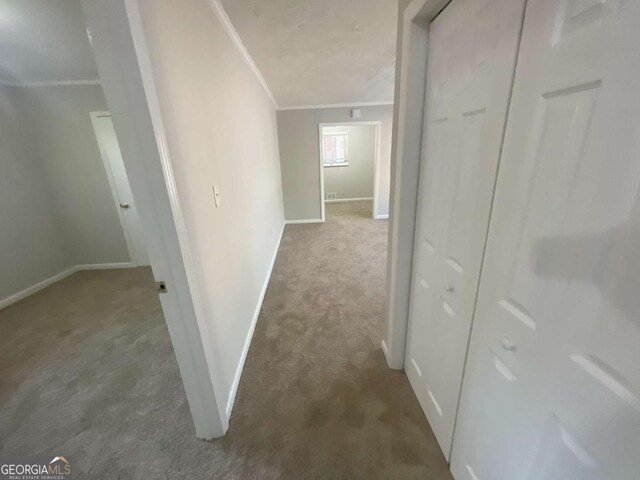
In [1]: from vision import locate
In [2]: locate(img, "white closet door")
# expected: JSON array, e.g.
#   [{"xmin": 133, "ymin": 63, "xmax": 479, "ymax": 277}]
[
  {"xmin": 451, "ymin": 0, "xmax": 640, "ymax": 479},
  {"xmin": 404, "ymin": 0, "xmax": 526, "ymax": 459}
]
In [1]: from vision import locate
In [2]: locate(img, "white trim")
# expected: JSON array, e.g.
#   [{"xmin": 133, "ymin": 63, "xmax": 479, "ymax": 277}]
[
  {"xmin": 206, "ymin": 0, "xmax": 278, "ymax": 109},
  {"xmin": 279, "ymin": 101, "xmax": 394, "ymax": 111},
  {"xmin": 90, "ymin": 111, "xmax": 139, "ymax": 266},
  {"xmin": 322, "ymin": 131, "xmax": 349, "ymax": 136},
  {"xmin": 0, "ymin": 262, "xmax": 136, "ymax": 310},
  {"xmin": 123, "ymin": 0, "xmax": 225, "ymax": 437},
  {"xmin": 323, "ymin": 162, "xmax": 350, "ymax": 168},
  {"xmin": 225, "ymin": 222, "xmax": 285, "ymax": 416},
  {"xmin": 125, "ymin": 0, "xmax": 207, "ymax": 336},
  {"xmin": 381, "ymin": 339, "xmax": 390, "ymax": 358},
  {"xmin": 375, "ymin": 214, "xmax": 390, "ymax": 220},
  {"xmin": 318, "ymin": 125, "xmax": 326, "ymax": 222},
  {"xmin": 284, "ymin": 218, "xmax": 323, "ymax": 225},
  {"xmin": 385, "ymin": 0, "xmax": 451, "ymax": 370},
  {"xmin": 75, "ymin": 262, "xmax": 134, "ymax": 270},
  {"xmin": 1, "ymin": 79, "xmax": 102, "ymax": 87},
  {"xmin": 318, "ymin": 121, "xmax": 384, "ymax": 127},
  {"xmin": 372, "ymin": 119, "xmax": 383, "ymax": 219},
  {"xmin": 318, "ymin": 121, "xmax": 383, "ymax": 221},
  {"xmin": 0, "ymin": 267, "xmax": 76, "ymax": 310},
  {"xmin": 324, "ymin": 197, "xmax": 373, "ymax": 204}
]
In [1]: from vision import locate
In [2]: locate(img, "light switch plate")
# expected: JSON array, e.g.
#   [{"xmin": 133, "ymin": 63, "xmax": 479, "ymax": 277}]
[{"xmin": 212, "ymin": 185, "xmax": 221, "ymax": 207}]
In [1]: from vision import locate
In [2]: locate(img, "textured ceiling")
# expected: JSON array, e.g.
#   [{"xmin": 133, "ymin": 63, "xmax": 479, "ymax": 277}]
[
  {"xmin": 219, "ymin": 0, "xmax": 398, "ymax": 108},
  {"xmin": 0, "ymin": 0, "xmax": 98, "ymax": 85}
]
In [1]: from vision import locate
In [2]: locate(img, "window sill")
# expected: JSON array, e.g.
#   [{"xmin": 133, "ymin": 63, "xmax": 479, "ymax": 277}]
[{"xmin": 324, "ymin": 162, "xmax": 349, "ymax": 168}]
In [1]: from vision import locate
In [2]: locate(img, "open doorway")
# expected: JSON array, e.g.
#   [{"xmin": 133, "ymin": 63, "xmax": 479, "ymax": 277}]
[
  {"xmin": 318, "ymin": 121, "xmax": 382, "ymax": 221},
  {"xmin": 0, "ymin": 0, "xmax": 225, "ymax": 464},
  {"xmin": 90, "ymin": 111, "xmax": 149, "ymax": 267}
]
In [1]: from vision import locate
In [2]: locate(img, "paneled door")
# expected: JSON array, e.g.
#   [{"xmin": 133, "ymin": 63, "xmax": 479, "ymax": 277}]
[
  {"xmin": 404, "ymin": 0, "xmax": 526, "ymax": 459},
  {"xmin": 451, "ymin": 0, "xmax": 640, "ymax": 479}
]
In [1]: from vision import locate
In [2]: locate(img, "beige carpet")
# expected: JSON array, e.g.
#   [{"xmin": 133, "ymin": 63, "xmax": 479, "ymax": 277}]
[{"xmin": 0, "ymin": 201, "xmax": 451, "ymax": 479}]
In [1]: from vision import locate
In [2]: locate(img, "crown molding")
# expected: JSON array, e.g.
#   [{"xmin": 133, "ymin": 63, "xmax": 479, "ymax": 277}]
[
  {"xmin": 277, "ymin": 100, "xmax": 394, "ymax": 111},
  {"xmin": 0, "ymin": 78, "xmax": 102, "ymax": 87},
  {"xmin": 207, "ymin": 0, "xmax": 278, "ymax": 109}
]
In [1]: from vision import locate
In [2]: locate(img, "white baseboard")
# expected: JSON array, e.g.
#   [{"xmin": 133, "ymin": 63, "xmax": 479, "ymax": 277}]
[
  {"xmin": 324, "ymin": 197, "xmax": 373, "ymax": 204},
  {"xmin": 225, "ymin": 222, "xmax": 285, "ymax": 417},
  {"xmin": 0, "ymin": 267, "xmax": 77, "ymax": 310},
  {"xmin": 381, "ymin": 339, "xmax": 389, "ymax": 359},
  {"xmin": 381, "ymin": 339, "xmax": 404, "ymax": 370},
  {"xmin": 0, "ymin": 262, "xmax": 137, "ymax": 310},
  {"xmin": 374, "ymin": 214, "xmax": 389, "ymax": 220},
  {"xmin": 285, "ymin": 218, "xmax": 323, "ymax": 225},
  {"xmin": 75, "ymin": 262, "xmax": 134, "ymax": 270},
  {"xmin": 278, "ymin": 101, "xmax": 393, "ymax": 111}
]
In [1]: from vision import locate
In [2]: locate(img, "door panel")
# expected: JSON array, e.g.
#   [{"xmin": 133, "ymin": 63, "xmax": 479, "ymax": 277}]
[
  {"xmin": 92, "ymin": 114, "xmax": 149, "ymax": 266},
  {"xmin": 404, "ymin": 0, "xmax": 526, "ymax": 459},
  {"xmin": 451, "ymin": 0, "xmax": 640, "ymax": 478}
]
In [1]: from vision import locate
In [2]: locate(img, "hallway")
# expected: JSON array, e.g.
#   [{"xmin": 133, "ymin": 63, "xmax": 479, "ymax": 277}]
[
  {"xmin": 228, "ymin": 200, "xmax": 451, "ymax": 478},
  {"xmin": 0, "ymin": 202, "xmax": 451, "ymax": 479}
]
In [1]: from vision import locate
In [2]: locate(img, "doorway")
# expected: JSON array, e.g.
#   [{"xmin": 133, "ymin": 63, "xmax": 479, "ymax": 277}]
[
  {"xmin": 90, "ymin": 112, "xmax": 149, "ymax": 267},
  {"xmin": 0, "ymin": 0, "xmax": 226, "ymax": 448},
  {"xmin": 318, "ymin": 121, "xmax": 383, "ymax": 221}
]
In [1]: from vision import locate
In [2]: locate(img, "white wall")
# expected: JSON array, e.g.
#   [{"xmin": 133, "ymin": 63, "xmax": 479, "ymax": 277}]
[
  {"xmin": 14, "ymin": 85, "xmax": 130, "ymax": 266},
  {"xmin": 277, "ymin": 104, "xmax": 393, "ymax": 221},
  {"xmin": 135, "ymin": 0, "xmax": 284, "ymax": 418},
  {"xmin": 0, "ymin": 82, "xmax": 135, "ymax": 307},
  {"xmin": 322, "ymin": 125, "xmax": 375, "ymax": 201},
  {"xmin": 0, "ymin": 85, "xmax": 73, "ymax": 302}
]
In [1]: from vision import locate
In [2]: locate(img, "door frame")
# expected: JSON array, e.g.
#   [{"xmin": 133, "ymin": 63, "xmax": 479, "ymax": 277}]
[
  {"xmin": 82, "ymin": 0, "xmax": 226, "ymax": 439},
  {"xmin": 383, "ymin": 0, "xmax": 452, "ymax": 369},
  {"xmin": 317, "ymin": 121, "xmax": 383, "ymax": 221},
  {"xmin": 90, "ymin": 110, "xmax": 143, "ymax": 266}
]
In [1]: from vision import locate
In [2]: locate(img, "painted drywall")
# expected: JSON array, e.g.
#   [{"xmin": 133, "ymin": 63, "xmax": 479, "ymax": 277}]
[
  {"xmin": 136, "ymin": 0, "xmax": 284, "ymax": 416},
  {"xmin": 0, "ymin": 85, "xmax": 73, "ymax": 302},
  {"xmin": 0, "ymin": 0, "xmax": 99, "ymax": 85},
  {"xmin": 277, "ymin": 105, "xmax": 393, "ymax": 221},
  {"xmin": 322, "ymin": 125, "xmax": 375, "ymax": 201},
  {"xmin": 13, "ymin": 85, "xmax": 130, "ymax": 265}
]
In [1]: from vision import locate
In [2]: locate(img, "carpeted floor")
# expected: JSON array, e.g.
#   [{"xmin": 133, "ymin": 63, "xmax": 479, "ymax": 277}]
[{"xmin": 0, "ymin": 201, "xmax": 452, "ymax": 479}]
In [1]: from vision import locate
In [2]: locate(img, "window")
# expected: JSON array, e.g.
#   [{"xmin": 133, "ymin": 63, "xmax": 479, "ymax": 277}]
[{"xmin": 322, "ymin": 132, "xmax": 349, "ymax": 167}]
